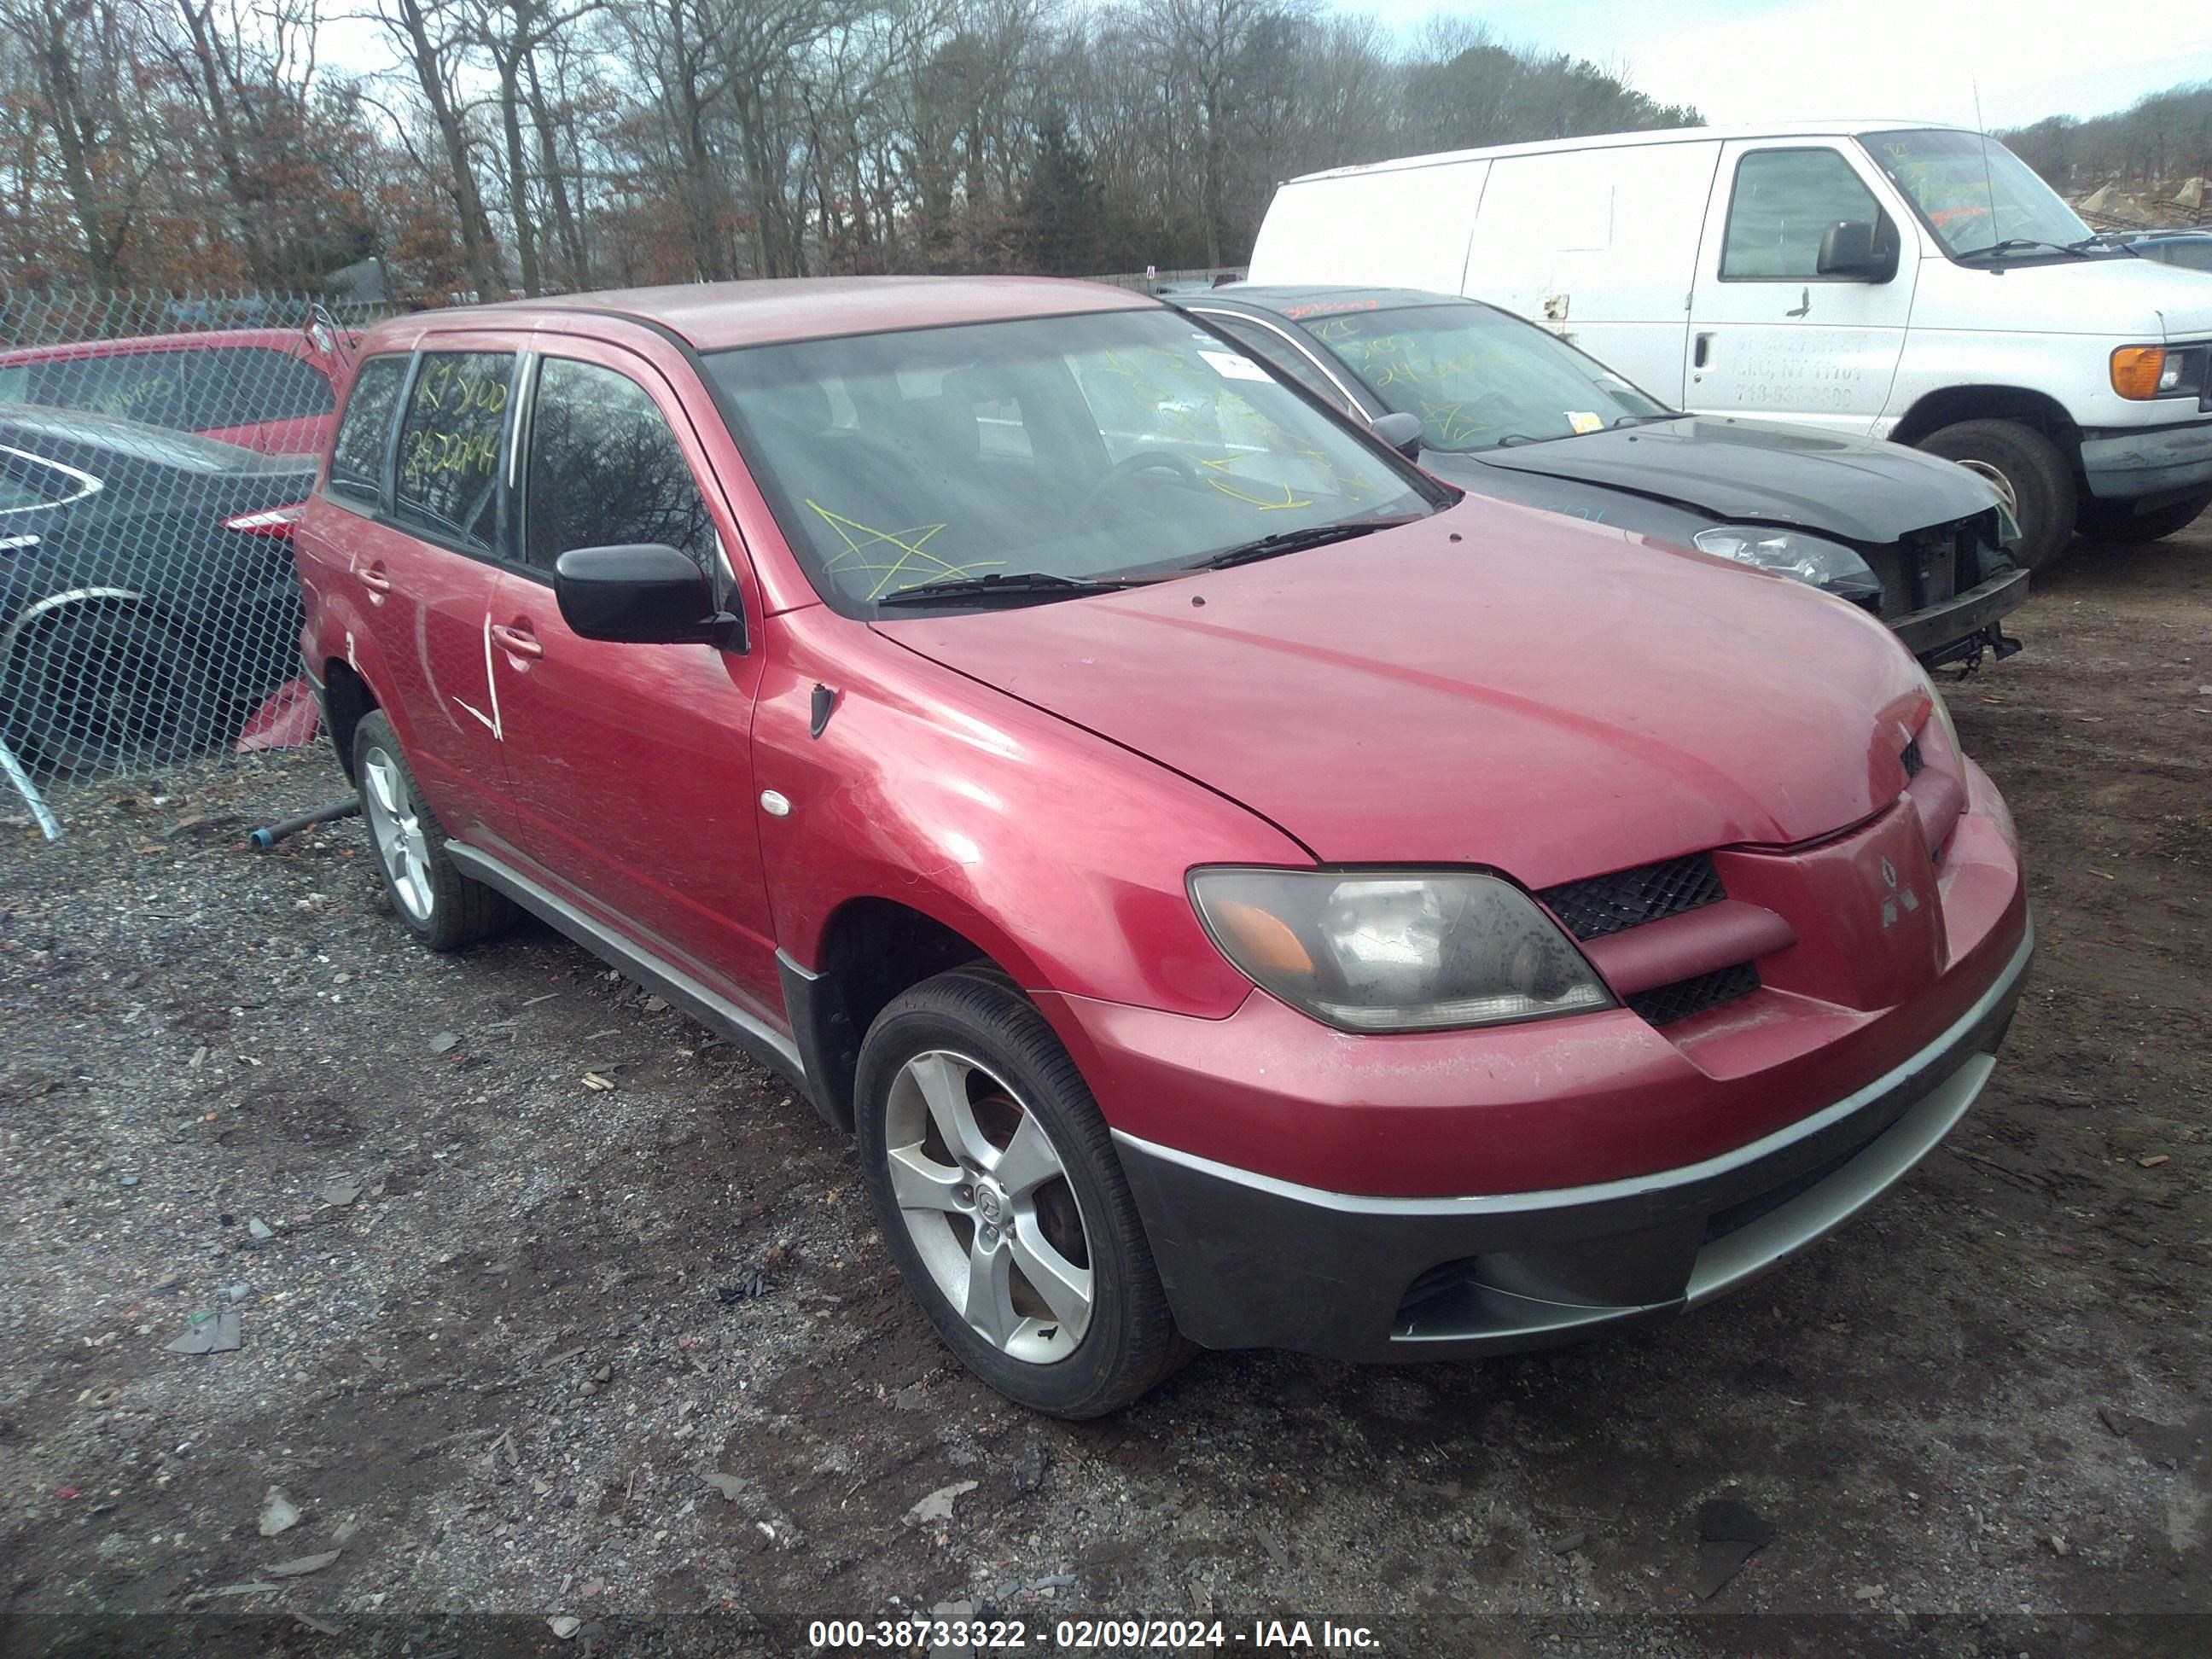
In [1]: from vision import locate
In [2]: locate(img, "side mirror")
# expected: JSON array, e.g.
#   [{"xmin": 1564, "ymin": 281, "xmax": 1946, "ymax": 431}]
[
  {"xmin": 553, "ymin": 544, "xmax": 741, "ymax": 649},
  {"xmin": 1816, "ymin": 219, "xmax": 1898, "ymax": 282},
  {"xmin": 1371, "ymin": 410, "xmax": 1423, "ymax": 459}
]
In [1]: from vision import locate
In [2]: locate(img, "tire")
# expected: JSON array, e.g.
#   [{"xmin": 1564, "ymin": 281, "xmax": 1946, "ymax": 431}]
[
  {"xmin": 10, "ymin": 607, "xmax": 201, "ymax": 777},
  {"xmin": 1917, "ymin": 419, "xmax": 2079, "ymax": 571},
  {"xmin": 352, "ymin": 710, "xmax": 517, "ymax": 952},
  {"xmin": 854, "ymin": 965, "xmax": 1191, "ymax": 1417},
  {"xmin": 2074, "ymin": 488, "xmax": 2212, "ymax": 545}
]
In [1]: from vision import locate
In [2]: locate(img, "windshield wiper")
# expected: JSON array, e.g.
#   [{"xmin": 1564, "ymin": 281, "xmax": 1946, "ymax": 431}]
[
  {"xmin": 1195, "ymin": 514, "xmax": 1423, "ymax": 572},
  {"xmin": 875, "ymin": 570, "xmax": 1150, "ymax": 608},
  {"xmin": 1957, "ymin": 236, "xmax": 2097, "ymax": 263}
]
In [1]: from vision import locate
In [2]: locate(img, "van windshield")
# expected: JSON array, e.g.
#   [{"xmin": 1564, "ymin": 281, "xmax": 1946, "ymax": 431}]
[
  {"xmin": 1293, "ymin": 303, "xmax": 1670, "ymax": 452},
  {"xmin": 1860, "ymin": 129, "xmax": 2103, "ymax": 260},
  {"xmin": 707, "ymin": 308, "xmax": 1434, "ymax": 612}
]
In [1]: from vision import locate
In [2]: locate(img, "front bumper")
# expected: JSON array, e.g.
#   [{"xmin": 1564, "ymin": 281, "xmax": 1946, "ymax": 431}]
[
  {"xmin": 1112, "ymin": 920, "xmax": 2030, "ymax": 1362},
  {"xmin": 2080, "ymin": 415, "xmax": 2212, "ymax": 500},
  {"xmin": 1890, "ymin": 568, "xmax": 2029, "ymax": 662}
]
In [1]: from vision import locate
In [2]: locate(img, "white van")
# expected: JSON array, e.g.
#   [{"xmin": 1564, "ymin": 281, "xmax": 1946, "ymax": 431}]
[{"xmin": 1247, "ymin": 121, "xmax": 2212, "ymax": 567}]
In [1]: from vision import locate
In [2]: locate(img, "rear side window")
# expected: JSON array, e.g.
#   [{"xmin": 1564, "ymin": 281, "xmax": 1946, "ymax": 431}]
[
  {"xmin": 393, "ymin": 352, "xmax": 515, "ymax": 551},
  {"xmin": 26, "ymin": 352, "xmax": 195, "ymax": 428},
  {"xmin": 193, "ymin": 347, "xmax": 335, "ymax": 426},
  {"xmin": 326, "ymin": 354, "xmax": 407, "ymax": 505},
  {"xmin": 523, "ymin": 358, "xmax": 714, "ymax": 573},
  {"xmin": 1722, "ymin": 148, "xmax": 1884, "ymax": 279}
]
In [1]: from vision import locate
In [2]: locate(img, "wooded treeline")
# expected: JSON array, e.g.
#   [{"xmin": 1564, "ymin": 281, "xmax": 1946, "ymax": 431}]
[
  {"xmin": 2002, "ymin": 79, "xmax": 2212, "ymax": 197},
  {"xmin": 0, "ymin": 0, "xmax": 1700, "ymax": 300}
]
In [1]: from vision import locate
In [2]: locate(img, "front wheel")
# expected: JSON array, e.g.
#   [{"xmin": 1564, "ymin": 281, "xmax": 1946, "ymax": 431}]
[
  {"xmin": 854, "ymin": 966, "xmax": 1190, "ymax": 1417},
  {"xmin": 1917, "ymin": 419, "xmax": 2078, "ymax": 571},
  {"xmin": 2075, "ymin": 488, "xmax": 2212, "ymax": 545}
]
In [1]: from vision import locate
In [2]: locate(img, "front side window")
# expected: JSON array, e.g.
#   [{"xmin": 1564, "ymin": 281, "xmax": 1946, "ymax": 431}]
[
  {"xmin": 1721, "ymin": 148, "xmax": 1887, "ymax": 279},
  {"xmin": 707, "ymin": 308, "xmax": 1433, "ymax": 612},
  {"xmin": 523, "ymin": 358, "xmax": 715, "ymax": 573},
  {"xmin": 327, "ymin": 354, "xmax": 407, "ymax": 504},
  {"xmin": 1208, "ymin": 316, "xmax": 1354, "ymax": 413},
  {"xmin": 1299, "ymin": 303, "xmax": 1668, "ymax": 452},
  {"xmin": 1862, "ymin": 129, "xmax": 2101, "ymax": 261},
  {"xmin": 393, "ymin": 352, "xmax": 514, "ymax": 550}
]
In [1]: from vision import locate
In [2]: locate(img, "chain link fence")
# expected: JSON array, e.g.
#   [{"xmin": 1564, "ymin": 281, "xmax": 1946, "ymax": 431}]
[{"xmin": 0, "ymin": 288, "xmax": 390, "ymax": 835}]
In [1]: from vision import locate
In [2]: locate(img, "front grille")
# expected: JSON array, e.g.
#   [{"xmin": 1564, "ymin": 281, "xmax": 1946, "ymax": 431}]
[
  {"xmin": 1538, "ymin": 853, "xmax": 1725, "ymax": 942},
  {"xmin": 1901, "ymin": 736, "xmax": 1924, "ymax": 779},
  {"xmin": 1626, "ymin": 962, "xmax": 1761, "ymax": 1027}
]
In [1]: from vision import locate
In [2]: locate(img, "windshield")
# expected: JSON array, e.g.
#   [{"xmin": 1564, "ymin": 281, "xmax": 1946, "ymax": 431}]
[
  {"xmin": 1860, "ymin": 129, "xmax": 2098, "ymax": 259},
  {"xmin": 707, "ymin": 309, "xmax": 1433, "ymax": 611},
  {"xmin": 1293, "ymin": 303, "xmax": 1669, "ymax": 452}
]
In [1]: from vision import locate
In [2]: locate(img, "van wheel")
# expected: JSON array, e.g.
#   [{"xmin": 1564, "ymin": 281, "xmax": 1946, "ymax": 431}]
[
  {"xmin": 1917, "ymin": 420, "xmax": 2078, "ymax": 571},
  {"xmin": 854, "ymin": 966, "xmax": 1190, "ymax": 1418},
  {"xmin": 352, "ymin": 710, "xmax": 517, "ymax": 952},
  {"xmin": 2075, "ymin": 488, "xmax": 2212, "ymax": 545}
]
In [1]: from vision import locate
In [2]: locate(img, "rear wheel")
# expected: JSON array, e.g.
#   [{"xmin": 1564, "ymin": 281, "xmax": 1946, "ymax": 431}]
[
  {"xmin": 854, "ymin": 966, "xmax": 1190, "ymax": 1417},
  {"xmin": 1917, "ymin": 419, "xmax": 2078, "ymax": 571},
  {"xmin": 2075, "ymin": 488, "xmax": 2212, "ymax": 544},
  {"xmin": 352, "ymin": 710, "xmax": 517, "ymax": 952},
  {"xmin": 11, "ymin": 607, "xmax": 201, "ymax": 776}
]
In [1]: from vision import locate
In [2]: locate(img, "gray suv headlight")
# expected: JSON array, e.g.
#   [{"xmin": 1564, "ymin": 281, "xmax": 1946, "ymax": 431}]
[
  {"xmin": 1190, "ymin": 868, "xmax": 1614, "ymax": 1033},
  {"xmin": 1693, "ymin": 527, "xmax": 1883, "ymax": 608}
]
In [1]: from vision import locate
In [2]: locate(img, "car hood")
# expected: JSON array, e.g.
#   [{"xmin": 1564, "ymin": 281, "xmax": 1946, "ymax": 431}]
[
  {"xmin": 876, "ymin": 498, "xmax": 1925, "ymax": 886},
  {"xmin": 1455, "ymin": 417, "xmax": 2000, "ymax": 542},
  {"xmin": 1905, "ymin": 250, "xmax": 2212, "ymax": 339}
]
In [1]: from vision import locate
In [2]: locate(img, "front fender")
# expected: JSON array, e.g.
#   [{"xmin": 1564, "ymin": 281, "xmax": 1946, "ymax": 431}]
[{"xmin": 755, "ymin": 608, "xmax": 1305, "ymax": 1020}]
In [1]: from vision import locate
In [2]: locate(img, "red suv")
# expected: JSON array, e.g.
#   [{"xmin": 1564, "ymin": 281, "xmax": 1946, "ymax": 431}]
[
  {"xmin": 0, "ymin": 328, "xmax": 347, "ymax": 455},
  {"xmin": 292, "ymin": 279, "xmax": 2031, "ymax": 1417}
]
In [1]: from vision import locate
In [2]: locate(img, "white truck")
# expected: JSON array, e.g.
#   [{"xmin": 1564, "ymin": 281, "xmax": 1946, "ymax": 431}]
[{"xmin": 1247, "ymin": 121, "xmax": 2212, "ymax": 568}]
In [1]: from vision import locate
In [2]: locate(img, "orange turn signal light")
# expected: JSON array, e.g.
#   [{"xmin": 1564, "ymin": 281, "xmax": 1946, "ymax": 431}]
[
  {"xmin": 2110, "ymin": 346, "xmax": 2167, "ymax": 400},
  {"xmin": 1212, "ymin": 899, "xmax": 1315, "ymax": 976}
]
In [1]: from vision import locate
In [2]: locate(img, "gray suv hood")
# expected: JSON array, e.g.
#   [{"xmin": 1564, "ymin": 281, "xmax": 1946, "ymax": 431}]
[{"xmin": 1463, "ymin": 416, "xmax": 1999, "ymax": 543}]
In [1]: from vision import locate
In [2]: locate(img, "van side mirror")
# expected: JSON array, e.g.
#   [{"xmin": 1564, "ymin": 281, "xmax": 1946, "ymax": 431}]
[
  {"xmin": 1371, "ymin": 410, "xmax": 1423, "ymax": 459},
  {"xmin": 553, "ymin": 544, "xmax": 742, "ymax": 649},
  {"xmin": 1817, "ymin": 219, "xmax": 1898, "ymax": 282}
]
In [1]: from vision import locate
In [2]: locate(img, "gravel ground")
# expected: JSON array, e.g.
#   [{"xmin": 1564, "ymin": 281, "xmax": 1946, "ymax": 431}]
[{"xmin": 1, "ymin": 523, "xmax": 2208, "ymax": 1657}]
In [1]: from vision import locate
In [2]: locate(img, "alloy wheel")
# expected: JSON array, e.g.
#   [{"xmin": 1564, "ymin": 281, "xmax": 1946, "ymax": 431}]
[
  {"xmin": 1953, "ymin": 457, "xmax": 2018, "ymax": 513},
  {"xmin": 361, "ymin": 746, "xmax": 435, "ymax": 922},
  {"xmin": 882, "ymin": 1049, "xmax": 1095, "ymax": 1363}
]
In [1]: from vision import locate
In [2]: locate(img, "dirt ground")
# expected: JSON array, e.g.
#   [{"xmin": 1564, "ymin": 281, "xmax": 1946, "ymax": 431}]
[{"xmin": 1, "ymin": 520, "xmax": 2207, "ymax": 1658}]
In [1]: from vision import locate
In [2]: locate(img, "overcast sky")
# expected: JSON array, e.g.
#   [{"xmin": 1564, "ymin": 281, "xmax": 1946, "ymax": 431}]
[{"xmin": 1365, "ymin": 0, "xmax": 2212, "ymax": 130}]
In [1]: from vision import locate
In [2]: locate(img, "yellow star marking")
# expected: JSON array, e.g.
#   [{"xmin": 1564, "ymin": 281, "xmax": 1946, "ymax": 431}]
[{"xmin": 806, "ymin": 501, "xmax": 1002, "ymax": 598}]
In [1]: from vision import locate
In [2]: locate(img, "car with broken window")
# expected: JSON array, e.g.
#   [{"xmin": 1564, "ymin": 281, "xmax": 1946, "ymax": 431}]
[
  {"xmin": 0, "ymin": 327, "xmax": 349, "ymax": 457},
  {"xmin": 1180, "ymin": 284, "xmax": 2028, "ymax": 670},
  {"xmin": 292, "ymin": 276, "xmax": 2031, "ymax": 1417}
]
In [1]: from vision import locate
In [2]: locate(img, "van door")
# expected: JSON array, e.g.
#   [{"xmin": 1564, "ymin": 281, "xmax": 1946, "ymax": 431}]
[
  {"xmin": 1685, "ymin": 140, "xmax": 1918, "ymax": 433},
  {"xmin": 1461, "ymin": 141, "xmax": 1721, "ymax": 401}
]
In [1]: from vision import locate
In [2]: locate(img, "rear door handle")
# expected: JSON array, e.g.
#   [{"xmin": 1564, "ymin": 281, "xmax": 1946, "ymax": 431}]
[
  {"xmin": 359, "ymin": 562, "xmax": 393, "ymax": 595},
  {"xmin": 489, "ymin": 621, "xmax": 543, "ymax": 661},
  {"xmin": 1693, "ymin": 332, "xmax": 1714, "ymax": 369}
]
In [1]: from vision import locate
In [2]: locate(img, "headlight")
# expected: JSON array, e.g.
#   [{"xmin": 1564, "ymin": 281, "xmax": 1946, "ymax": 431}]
[
  {"xmin": 1692, "ymin": 527, "xmax": 1883, "ymax": 608},
  {"xmin": 1189, "ymin": 867, "xmax": 1614, "ymax": 1033},
  {"xmin": 1916, "ymin": 667, "xmax": 1961, "ymax": 762}
]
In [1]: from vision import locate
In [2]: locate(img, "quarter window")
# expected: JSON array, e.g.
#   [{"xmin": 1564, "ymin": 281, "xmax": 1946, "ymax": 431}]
[
  {"xmin": 1721, "ymin": 148, "xmax": 1885, "ymax": 280},
  {"xmin": 326, "ymin": 354, "xmax": 407, "ymax": 505},
  {"xmin": 523, "ymin": 358, "xmax": 715, "ymax": 573},
  {"xmin": 393, "ymin": 352, "xmax": 515, "ymax": 550}
]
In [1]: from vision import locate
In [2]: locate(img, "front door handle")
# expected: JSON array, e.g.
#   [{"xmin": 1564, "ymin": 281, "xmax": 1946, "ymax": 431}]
[
  {"xmin": 489, "ymin": 621, "xmax": 543, "ymax": 661},
  {"xmin": 359, "ymin": 562, "xmax": 393, "ymax": 595}
]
